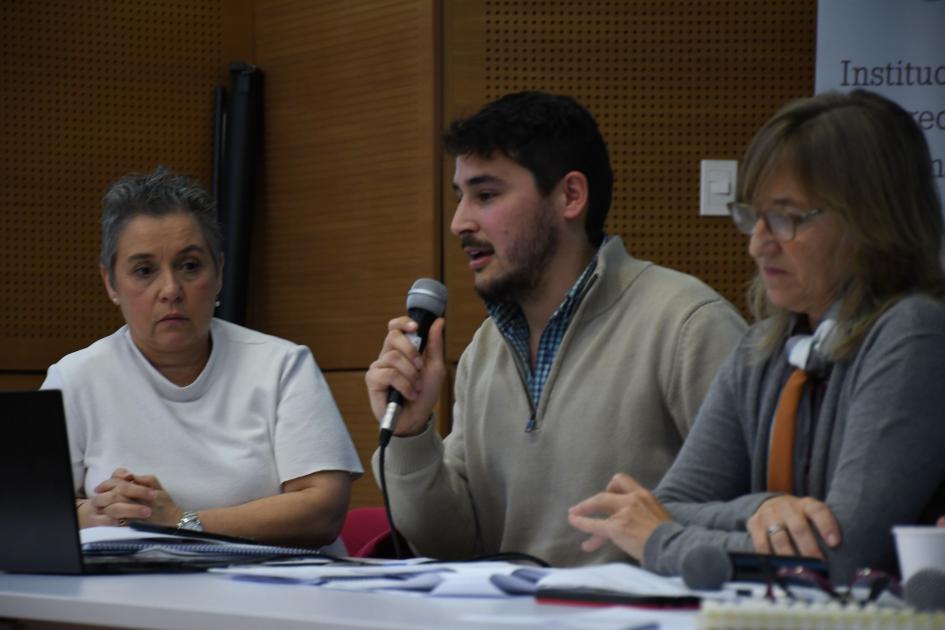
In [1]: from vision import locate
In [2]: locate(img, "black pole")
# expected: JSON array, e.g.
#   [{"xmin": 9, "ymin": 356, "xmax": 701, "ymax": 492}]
[
  {"xmin": 216, "ymin": 62, "xmax": 262, "ymax": 326},
  {"xmin": 211, "ymin": 85, "xmax": 227, "ymax": 204}
]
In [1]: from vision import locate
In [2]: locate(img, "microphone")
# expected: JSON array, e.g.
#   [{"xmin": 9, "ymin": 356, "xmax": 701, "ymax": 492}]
[
  {"xmin": 681, "ymin": 544, "xmax": 828, "ymax": 591},
  {"xmin": 378, "ymin": 278, "xmax": 447, "ymax": 447},
  {"xmin": 903, "ymin": 568, "xmax": 945, "ymax": 611}
]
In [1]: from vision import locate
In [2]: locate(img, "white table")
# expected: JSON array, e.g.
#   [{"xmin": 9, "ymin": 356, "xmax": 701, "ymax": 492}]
[{"xmin": 0, "ymin": 572, "xmax": 696, "ymax": 630}]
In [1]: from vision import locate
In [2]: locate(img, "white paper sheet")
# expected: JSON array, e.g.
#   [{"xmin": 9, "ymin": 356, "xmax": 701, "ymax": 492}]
[
  {"xmin": 537, "ymin": 563, "xmax": 692, "ymax": 596},
  {"xmin": 80, "ymin": 526, "xmax": 188, "ymax": 544}
]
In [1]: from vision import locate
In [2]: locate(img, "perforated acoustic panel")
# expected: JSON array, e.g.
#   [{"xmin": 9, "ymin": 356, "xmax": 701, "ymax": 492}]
[
  {"xmin": 442, "ymin": 0, "xmax": 816, "ymax": 360},
  {"xmin": 1, "ymin": 0, "xmax": 225, "ymax": 370}
]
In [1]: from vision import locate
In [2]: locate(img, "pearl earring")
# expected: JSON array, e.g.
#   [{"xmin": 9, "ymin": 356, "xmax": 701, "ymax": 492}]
[
  {"xmin": 215, "ymin": 300, "xmax": 221, "ymax": 307},
  {"xmin": 112, "ymin": 298, "xmax": 119, "ymax": 305}
]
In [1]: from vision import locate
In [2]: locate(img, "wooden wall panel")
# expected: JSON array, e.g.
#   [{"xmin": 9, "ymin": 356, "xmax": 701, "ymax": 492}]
[
  {"xmin": 441, "ymin": 0, "xmax": 816, "ymax": 361},
  {"xmin": 3, "ymin": 0, "xmax": 819, "ymax": 513},
  {"xmin": 0, "ymin": 0, "xmax": 247, "ymax": 373},
  {"xmin": 250, "ymin": 0, "xmax": 440, "ymax": 371},
  {"xmin": 325, "ymin": 371, "xmax": 382, "ymax": 508},
  {"xmin": 0, "ymin": 373, "xmax": 45, "ymax": 392}
]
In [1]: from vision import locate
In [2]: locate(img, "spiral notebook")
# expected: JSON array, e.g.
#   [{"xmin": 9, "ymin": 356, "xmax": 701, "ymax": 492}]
[
  {"xmin": 0, "ymin": 390, "xmax": 324, "ymax": 575},
  {"xmin": 81, "ymin": 524, "xmax": 327, "ymax": 563},
  {"xmin": 698, "ymin": 598, "xmax": 945, "ymax": 629}
]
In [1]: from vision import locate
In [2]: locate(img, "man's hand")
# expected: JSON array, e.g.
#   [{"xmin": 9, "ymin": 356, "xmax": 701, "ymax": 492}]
[
  {"xmin": 747, "ymin": 495, "xmax": 840, "ymax": 559},
  {"xmin": 568, "ymin": 473, "xmax": 672, "ymax": 561},
  {"xmin": 365, "ymin": 316, "xmax": 446, "ymax": 437}
]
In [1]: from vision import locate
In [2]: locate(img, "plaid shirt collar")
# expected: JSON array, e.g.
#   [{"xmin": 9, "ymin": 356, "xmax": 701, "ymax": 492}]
[{"xmin": 486, "ymin": 244, "xmax": 601, "ymax": 426}]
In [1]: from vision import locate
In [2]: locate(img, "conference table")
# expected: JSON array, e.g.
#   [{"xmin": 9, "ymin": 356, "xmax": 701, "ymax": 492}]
[{"xmin": 0, "ymin": 571, "xmax": 697, "ymax": 629}]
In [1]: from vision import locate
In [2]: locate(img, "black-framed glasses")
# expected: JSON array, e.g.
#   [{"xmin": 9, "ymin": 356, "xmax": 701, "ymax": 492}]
[
  {"xmin": 727, "ymin": 202, "xmax": 824, "ymax": 242},
  {"xmin": 775, "ymin": 566, "xmax": 902, "ymax": 605}
]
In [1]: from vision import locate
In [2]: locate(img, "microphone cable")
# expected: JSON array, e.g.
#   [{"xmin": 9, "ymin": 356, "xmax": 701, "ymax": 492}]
[
  {"xmin": 377, "ymin": 440, "xmax": 404, "ymax": 559},
  {"xmin": 375, "ymin": 278, "xmax": 447, "ymax": 562}
]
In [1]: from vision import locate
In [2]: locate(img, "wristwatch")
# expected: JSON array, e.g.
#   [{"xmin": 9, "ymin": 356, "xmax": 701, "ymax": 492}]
[{"xmin": 177, "ymin": 510, "xmax": 204, "ymax": 532}]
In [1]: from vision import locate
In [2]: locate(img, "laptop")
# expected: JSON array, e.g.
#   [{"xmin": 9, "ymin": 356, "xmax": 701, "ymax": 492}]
[{"xmin": 0, "ymin": 390, "xmax": 321, "ymax": 574}]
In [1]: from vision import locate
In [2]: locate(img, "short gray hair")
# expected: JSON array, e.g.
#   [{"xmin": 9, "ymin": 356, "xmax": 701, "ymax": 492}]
[{"xmin": 101, "ymin": 167, "xmax": 223, "ymax": 283}]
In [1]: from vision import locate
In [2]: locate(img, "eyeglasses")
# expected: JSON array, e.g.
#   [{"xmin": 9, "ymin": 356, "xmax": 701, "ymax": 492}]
[
  {"xmin": 773, "ymin": 566, "xmax": 902, "ymax": 605},
  {"xmin": 727, "ymin": 202, "xmax": 824, "ymax": 242}
]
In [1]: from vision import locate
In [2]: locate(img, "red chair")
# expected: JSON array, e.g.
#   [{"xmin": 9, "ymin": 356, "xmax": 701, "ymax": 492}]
[{"xmin": 339, "ymin": 507, "xmax": 411, "ymax": 558}]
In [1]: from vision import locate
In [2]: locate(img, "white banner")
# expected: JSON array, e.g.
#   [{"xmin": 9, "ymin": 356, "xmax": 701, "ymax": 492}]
[{"xmin": 816, "ymin": 0, "xmax": 945, "ymax": 207}]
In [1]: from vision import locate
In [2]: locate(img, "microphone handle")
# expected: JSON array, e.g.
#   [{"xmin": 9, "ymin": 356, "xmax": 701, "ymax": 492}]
[
  {"xmin": 406, "ymin": 306, "xmax": 438, "ymax": 353},
  {"xmin": 385, "ymin": 306, "xmax": 438, "ymax": 407},
  {"xmin": 379, "ymin": 306, "xmax": 440, "ymax": 444},
  {"xmin": 682, "ymin": 545, "xmax": 829, "ymax": 591}
]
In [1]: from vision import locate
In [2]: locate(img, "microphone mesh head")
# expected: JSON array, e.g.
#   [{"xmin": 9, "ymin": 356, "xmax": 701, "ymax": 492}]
[
  {"xmin": 681, "ymin": 544, "xmax": 733, "ymax": 591},
  {"xmin": 904, "ymin": 568, "xmax": 945, "ymax": 612},
  {"xmin": 406, "ymin": 278, "xmax": 447, "ymax": 316}
]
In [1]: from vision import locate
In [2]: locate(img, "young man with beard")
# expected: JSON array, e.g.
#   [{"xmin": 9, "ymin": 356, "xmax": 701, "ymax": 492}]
[{"xmin": 365, "ymin": 91, "xmax": 746, "ymax": 566}]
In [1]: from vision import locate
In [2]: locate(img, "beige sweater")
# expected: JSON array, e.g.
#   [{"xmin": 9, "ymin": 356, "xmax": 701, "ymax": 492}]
[{"xmin": 373, "ymin": 237, "xmax": 746, "ymax": 566}]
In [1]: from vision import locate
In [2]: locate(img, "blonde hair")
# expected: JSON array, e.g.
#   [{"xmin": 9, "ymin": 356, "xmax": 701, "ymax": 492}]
[{"xmin": 739, "ymin": 90, "xmax": 945, "ymax": 361}]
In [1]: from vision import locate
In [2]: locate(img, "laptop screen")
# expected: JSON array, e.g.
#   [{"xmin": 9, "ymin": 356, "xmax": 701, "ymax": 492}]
[
  {"xmin": 0, "ymin": 389, "xmax": 84, "ymax": 574},
  {"xmin": 0, "ymin": 390, "xmax": 326, "ymax": 575}
]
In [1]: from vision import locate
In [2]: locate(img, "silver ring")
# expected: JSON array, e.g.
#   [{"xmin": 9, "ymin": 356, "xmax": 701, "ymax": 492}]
[
  {"xmin": 118, "ymin": 518, "xmax": 128, "ymax": 527},
  {"xmin": 766, "ymin": 523, "xmax": 787, "ymax": 537}
]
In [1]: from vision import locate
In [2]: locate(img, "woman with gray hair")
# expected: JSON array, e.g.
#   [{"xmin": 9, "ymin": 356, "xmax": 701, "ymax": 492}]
[
  {"xmin": 42, "ymin": 167, "xmax": 362, "ymax": 549},
  {"xmin": 569, "ymin": 90, "xmax": 945, "ymax": 583}
]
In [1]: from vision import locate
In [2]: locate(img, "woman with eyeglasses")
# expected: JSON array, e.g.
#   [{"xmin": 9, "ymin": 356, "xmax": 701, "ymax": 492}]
[{"xmin": 569, "ymin": 89, "xmax": 945, "ymax": 583}]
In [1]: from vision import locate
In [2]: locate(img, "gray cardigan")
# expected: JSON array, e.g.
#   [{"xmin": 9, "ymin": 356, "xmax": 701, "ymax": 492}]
[{"xmin": 644, "ymin": 294, "xmax": 945, "ymax": 583}]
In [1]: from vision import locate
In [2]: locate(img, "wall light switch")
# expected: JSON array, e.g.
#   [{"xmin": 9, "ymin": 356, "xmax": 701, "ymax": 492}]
[{"xmin": 700, "ymin": 159, "xmax": 737, "ymax": 217}]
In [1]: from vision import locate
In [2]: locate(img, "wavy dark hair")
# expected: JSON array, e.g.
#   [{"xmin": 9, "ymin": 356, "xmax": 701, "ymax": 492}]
[{"xmin": 443, "ymin": 91, "xmax": 613, "ymax": 247}]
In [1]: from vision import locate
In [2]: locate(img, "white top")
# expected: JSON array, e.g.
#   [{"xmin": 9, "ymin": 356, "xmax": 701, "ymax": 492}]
[{"xmin": 42, "ymin": 318, "xmax": 362, "ymax": 509}]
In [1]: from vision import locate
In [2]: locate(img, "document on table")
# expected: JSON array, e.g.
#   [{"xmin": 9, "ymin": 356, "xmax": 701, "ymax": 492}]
[
  {"xmin": 212, "ymin": 559, "xmax": 447, "ymax": 582},
  {"xmin": 81, "ymin": 526, "xmax": 180, "ymax": 544},
  {"xmin": 213, "ymin": 560, "xmax": 698, "ymax": 601},
  {"xmin": 213, "ymin": 560, "xmax": 526, "ymax": 596},
  {"xmin": 536, "ymin": 564, "xmax": 691, "ymax": 596}
]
